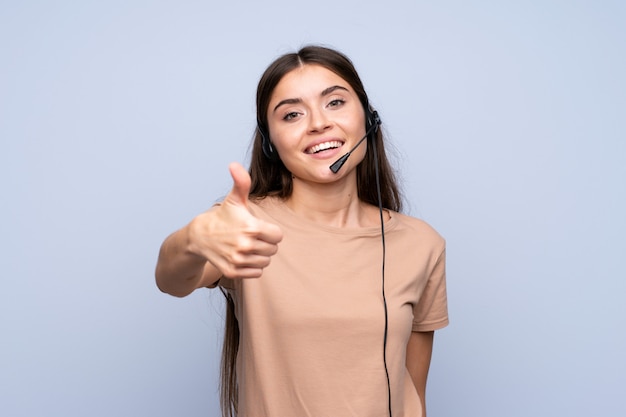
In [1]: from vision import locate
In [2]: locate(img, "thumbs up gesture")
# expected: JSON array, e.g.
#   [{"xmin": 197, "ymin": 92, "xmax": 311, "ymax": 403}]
[{"xmin": 187, "ymin": 162, "xmax": 283, "ymax": 279}]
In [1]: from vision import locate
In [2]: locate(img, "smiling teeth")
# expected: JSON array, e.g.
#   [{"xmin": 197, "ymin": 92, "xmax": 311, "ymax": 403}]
[{"xmin": 307, "ymin": 141, "xmax": 342, "ymax": 154}]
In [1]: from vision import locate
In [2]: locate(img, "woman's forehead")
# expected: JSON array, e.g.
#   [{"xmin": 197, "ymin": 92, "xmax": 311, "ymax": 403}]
[{"xmin": 271, "ymin": 64, "xmax": 354, "ymax": 101}]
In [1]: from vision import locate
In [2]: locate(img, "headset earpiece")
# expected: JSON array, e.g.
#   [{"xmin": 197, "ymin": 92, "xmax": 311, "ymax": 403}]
[
  {"xmin": 365, "ymin": 106, "xmax": 381, "ymax": 139},
  {"xmin": 259, "ymin": 123, "xmax": 279, "ymax": 161}
]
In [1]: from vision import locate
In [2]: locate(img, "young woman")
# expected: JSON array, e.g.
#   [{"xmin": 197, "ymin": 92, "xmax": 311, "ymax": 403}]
[{"xmin": 155, "ymin": 45, "xmax": 448, "ymax": 417}]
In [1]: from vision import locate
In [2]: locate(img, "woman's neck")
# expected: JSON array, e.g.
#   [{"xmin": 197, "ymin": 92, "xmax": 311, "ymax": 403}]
[{"xmin": 285, "ymin": 177, "xmax": 379, "ymax": 228}]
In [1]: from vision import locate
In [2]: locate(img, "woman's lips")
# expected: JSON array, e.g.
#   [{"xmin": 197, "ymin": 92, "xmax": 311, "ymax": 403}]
[{"xmin": 305, "ymin": 140, "xmax": 344, "ymax": 154}]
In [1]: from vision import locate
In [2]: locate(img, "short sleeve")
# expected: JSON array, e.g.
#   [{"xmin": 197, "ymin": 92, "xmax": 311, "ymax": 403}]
[{"xmin": 412, "ymin": 248, "xmax": 449, "ymax": 332}]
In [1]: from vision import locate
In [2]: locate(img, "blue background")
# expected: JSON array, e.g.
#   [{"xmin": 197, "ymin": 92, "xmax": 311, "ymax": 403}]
[{"xmin": 2, "ymin": 1, "xmax": 624, "ymax": 416}]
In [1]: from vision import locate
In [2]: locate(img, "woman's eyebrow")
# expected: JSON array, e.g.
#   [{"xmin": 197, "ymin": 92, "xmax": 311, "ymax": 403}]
[
  {"xmin": 320, "ymin": 85, "xmax": 349, "ymax": 97},
  {"xmin": 273, "ymin": 98, "xmax": 301, "ymax": 113},
  {"xmin": 273, "ymin": 85, "xmax": 350, "ymax": 113}
]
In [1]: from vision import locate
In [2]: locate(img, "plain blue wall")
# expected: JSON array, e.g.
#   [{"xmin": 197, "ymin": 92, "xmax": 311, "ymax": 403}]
[{"xmin": 2, "ymin": 1, "xmax": 624, "ymax": 416}]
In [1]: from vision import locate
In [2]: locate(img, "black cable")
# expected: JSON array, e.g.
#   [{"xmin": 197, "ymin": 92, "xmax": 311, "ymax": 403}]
[{"xmin": 371, "ymin": 138, "xmax": 392, "ymax": 417}]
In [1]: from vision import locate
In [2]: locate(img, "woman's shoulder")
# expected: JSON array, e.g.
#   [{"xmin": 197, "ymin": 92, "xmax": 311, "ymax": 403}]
[
  {"xmin": 390, "ymin": 210, "xmax": 445, "ymax": 246},
  {"xmin": 248, "ymin": 195, "xmax": 288, "ymax": 222},
  {"xmin": 249, "ymin": 195, "xmax": 281, "ymax": 212}
]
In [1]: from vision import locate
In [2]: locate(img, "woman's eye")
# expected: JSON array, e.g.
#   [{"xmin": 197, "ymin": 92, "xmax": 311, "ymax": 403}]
[
  {"xmin": 328, "ymin": 99, "xmax": 345, "ymax": 108},
  {"xmin": 283, "ymin": 112, "xmax": 299, "ymax": 121}
]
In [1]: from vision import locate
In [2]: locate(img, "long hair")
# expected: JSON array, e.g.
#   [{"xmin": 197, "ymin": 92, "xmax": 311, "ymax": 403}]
[{"xmin": 220, "ymin": 45, "xmax": 403, "ymax": 417}]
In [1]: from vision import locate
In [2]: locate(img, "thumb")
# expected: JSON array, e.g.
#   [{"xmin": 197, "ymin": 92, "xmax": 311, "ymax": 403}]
[{"xmin": 226, "ymin": 162, "xmax": 252, "ymax": 207}]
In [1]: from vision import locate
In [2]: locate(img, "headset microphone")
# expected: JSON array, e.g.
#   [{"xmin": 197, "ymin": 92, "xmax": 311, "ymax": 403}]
[{"xmin": 329, "ymin": 110, "xmax": 381, "ymax": 173}]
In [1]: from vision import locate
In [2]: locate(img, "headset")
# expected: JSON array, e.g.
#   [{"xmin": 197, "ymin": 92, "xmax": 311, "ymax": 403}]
[
  {"xmin": 258, "ymin": 106, "xmax": 393, "ymax": 417},
  {"xmin": 258, "ymin": 105, "xmax": 381, "ymax": 165},
  {"xmin": 258, "ymin": 119, "xmax": 279, "ymax": 161}
]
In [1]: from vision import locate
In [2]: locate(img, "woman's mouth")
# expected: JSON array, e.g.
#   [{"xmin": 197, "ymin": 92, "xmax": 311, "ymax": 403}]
[{"xmin": 305, "ymin": 140, "xmax": 343, "ymax": 154}]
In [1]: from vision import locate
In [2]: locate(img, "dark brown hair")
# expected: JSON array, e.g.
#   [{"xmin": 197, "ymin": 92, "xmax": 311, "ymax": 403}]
[{"xmin": 220, "ymin": 45, "xmax": 402, "ymax": 417}]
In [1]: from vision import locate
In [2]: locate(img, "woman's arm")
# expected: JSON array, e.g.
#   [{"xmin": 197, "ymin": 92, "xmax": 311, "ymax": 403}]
[
  {"xmin": 406, "ymin": 330, "xmax": 435, "ymax": 417},
  {"xmin": 155, "ymin": 218, "xmax": 222, "ymax": 297}
]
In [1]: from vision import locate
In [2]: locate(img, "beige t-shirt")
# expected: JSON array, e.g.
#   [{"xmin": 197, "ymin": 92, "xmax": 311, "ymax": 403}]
[{"xmin": 220, "ymin": 197, "xmax": 448, "ymax": 417}]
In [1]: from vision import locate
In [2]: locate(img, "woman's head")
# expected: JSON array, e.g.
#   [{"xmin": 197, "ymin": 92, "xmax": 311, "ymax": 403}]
[{"xmin": 249, "ymin": 45, "xmax": 401, "ymax": 212}]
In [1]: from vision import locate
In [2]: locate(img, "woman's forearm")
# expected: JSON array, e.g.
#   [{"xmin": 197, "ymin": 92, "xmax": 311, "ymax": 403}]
[{"xmin": 155, "ymin": 223, "xmax": 219, "ymax": 297}]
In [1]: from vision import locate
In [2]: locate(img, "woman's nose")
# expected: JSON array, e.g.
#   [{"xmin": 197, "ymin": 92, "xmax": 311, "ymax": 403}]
[{"xmin": 307, "ymin": 109, "xmax": 332, "ymax": 133}]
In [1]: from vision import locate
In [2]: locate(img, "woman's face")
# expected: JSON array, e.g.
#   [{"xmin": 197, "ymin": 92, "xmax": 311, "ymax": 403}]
[{"xmin": 266, "ymin": 64, "xmax": 366, "ymax": 183}]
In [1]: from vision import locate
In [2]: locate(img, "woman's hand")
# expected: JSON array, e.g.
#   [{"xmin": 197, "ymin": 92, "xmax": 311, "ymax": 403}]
[{"xmin": 187, "ymin": 162, "xmax": 283, "ymax": 279}]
